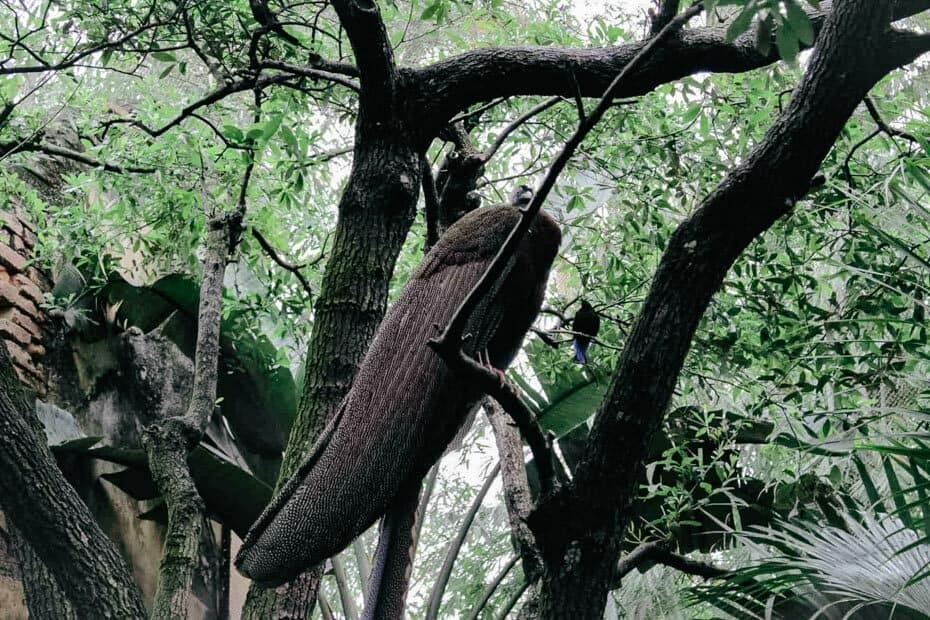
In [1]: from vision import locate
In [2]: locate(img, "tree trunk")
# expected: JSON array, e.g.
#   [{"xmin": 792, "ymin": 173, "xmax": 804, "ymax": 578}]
[
  {"xmin": 530, "ymin": 2, "xmax": 922, "ymax": 616},
  {"xmin": 0, "ymin": 342, "xmax": 146, "ymax": 618},
  {"xmin": 8, "ymin": 522, "xmax": 76, "ymax": 619},
  {"xmin": 241, "ymin": 136, "xmax": 421, "ymax": 618}
]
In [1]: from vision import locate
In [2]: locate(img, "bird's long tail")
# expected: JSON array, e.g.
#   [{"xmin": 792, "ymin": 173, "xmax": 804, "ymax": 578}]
[{"xmin": 573, "ymin": 339, "xmax": 588, "ymax": 364}]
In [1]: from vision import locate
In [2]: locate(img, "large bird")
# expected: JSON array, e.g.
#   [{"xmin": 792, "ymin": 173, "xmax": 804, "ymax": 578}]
[
  {"xmin": 236, "ymin": 205, "xmax": 561, "ymax": 587},
  {"xmin": 572, "ymin": 299, "xmax": 600, "ymax": 364}
]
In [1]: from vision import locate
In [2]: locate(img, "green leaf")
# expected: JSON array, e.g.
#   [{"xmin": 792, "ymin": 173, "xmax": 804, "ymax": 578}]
[
  {"xmin": 421, "ymin": 2, "xmax": 439, "ymax": 20},
  {"xmin": 150, "ymin": 51, "xmax": 177, "ymax": 63},
  {"xmin": 726, "ymin": 3, "xmax": 757, "ymax": 42},
  {"xmin": 538, "ymin": 378, "xmax": 608, "ymax": 438},
  {"xmin": 755, "ymin": 13, "xmax": 774, "ymax": 56},
  {"xmin": 774, "ymin": 16, "xmax": 800, "ymax": 63},
  {"xmin": 222, "ymin": 125, "xmax": 244, "ymax": 143},
  {"xmin": 784, "ymin": 0, "xmax": 814, "ymax": 45},
  {"xmin": 261, "ymin": 113, "xmax": 284, "ymax": 143}
]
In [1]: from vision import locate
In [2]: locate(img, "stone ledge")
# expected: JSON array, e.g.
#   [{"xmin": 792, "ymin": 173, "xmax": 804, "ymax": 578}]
[
  {"xmin": 0, "ymin": 244, "xmax": 27, "ymax": 273},
  {"xmin": 0, "ymin": 309, "xmax": 43, "ymax": 340},
  {"xmin": 0, "ymin": 319, "xmax": 31, "ymax": 345}
]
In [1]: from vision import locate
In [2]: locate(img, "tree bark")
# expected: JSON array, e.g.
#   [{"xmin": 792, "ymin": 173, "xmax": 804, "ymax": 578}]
[
  {"xmin": 0, "ymin": 342, "xmax": 146, "ymax": 618},
  {"xmin": 144, "ymin": 212, "xmax": 238, "ymax": 618},
  {"xmin": 8, "ymin": 522, "xmax": 76, "ymax": 619}
]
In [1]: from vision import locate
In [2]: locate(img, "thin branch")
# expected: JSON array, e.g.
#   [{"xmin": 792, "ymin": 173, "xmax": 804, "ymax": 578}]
[
  {"xmin": 252, "ymin": 229, "xmax": 315, "ymax": 297},
  {"xmin": 0, "ymin": 12, "xmax": 178, "ymax": 76},
  {"xmin": 863, "ymin": 95, "xmax": 921, "ymax": 144},
  {"xmin": 483, "ymin": 96, "xmax": 562, "ymax": 162},
  {"xmin": 465, "ymin": 555, "xmax": 520, "ymax": 620},
  {"xmin": 259, "ymin": 59, "xmax": 361, "ymax": 92},
  {"xmin": 449, "ymin": 97, "xmax": 509, "ymax": 126},
  {"xmin": 0, "ymin": 140, "xmax": 157, "ymax": 174},
  {"xmin": 494, "ymin": 580, "xmax": 530, "ymax": 620},
  {"xmin": 425, "ymin": 464, "xmax": 500, "ymax": 620},
  {"xmin": 101, "ymin": 74, "xmax": 296, "ymax": 139},
  {"xmin": 613, "ymin": 542, "xmax": 729, "ymax": 586}
]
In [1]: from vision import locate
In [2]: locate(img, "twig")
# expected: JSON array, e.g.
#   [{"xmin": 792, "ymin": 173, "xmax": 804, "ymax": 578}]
[
  {"xmin": 424, "ymin": 464, "xmax": 500, "ymax": 620},
  {"xmin": 258, "ymin": 59, "xmax": 361, "ymax": 92},
  {"xmin": 252, "ymin": 229, "xmax": 315, "ymax": 297},
  {"xmin": 844, "ymin": 95, "xmax": 922, "ymax": 186},
  {"xmin": 483, "ymin": 97, "xmax": 562, "ymax": 162},
  {"xmin": 863, "ymin": 95, "xmax": 920, "ymax": 144},
  {"xmin": 465, "ymin": 555, "xmax": 520, "ymax": 620}
]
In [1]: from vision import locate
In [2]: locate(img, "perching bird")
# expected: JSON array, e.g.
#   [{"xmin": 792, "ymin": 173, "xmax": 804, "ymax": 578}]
[
  {"xmin": 235, "ymin": 205, "xmax": 561, "ymax": 587},
  {"xmin": 249, "ymin": 0, "xmax": 301, "ymax": 47},
  {"xmin": 509, "ymin": 184, "xmax": 534, "ymax": 207},
  {"xmin": 572, "ymin": 299, "xmax": 600, "ymax": 364}
]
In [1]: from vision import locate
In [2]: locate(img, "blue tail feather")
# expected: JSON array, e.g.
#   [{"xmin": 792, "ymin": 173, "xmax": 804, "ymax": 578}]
[{"xmin": 573, "ymin": 339, "xmax": 587, "ymax": 364}]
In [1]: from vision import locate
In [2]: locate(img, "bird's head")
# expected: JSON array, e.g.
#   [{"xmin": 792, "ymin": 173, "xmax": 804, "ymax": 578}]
[{"xmin": 510, "ymin": 184, "xmax": 534, "ymax": 207}]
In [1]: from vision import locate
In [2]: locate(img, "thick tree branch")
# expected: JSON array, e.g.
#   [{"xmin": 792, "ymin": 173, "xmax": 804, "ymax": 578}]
[
  {"xmin": 421, "ymin": 155, "xmax": 441, "ymax": 250},
  {"xmin": 330, "ymin": 0, "xmax": 397, "ymax": 119},
  {"xmin": 143, "ymin": 193, "xmax": 245, "ymax": 616},
  {"xmin": 408, "ymin": 0, "xmax": 928, "ymax": 133},
  {"xmin": 649, "ymin": 0, "xmax": 682, "ymax": 35},
  {"xmin": 0, "ymin": 137, "xmax": 157, "ymax": 173},
  {"xmin": 0, "ymin": 343, "xmax": 146, "ymax": 618},
  {"xmin": 486, "ymin": 400, "xmax": 543, "ymax": 581}
]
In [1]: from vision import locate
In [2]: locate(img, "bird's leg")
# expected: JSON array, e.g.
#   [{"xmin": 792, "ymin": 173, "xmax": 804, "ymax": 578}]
[{"xmin": 478, "ymin": 349, "xmax": 508, "ymax": 389}]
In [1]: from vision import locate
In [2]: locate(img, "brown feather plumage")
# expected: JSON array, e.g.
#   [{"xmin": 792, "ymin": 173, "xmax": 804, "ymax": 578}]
[{"xmin": 236, "ymin": 206, "xmax": 560, "ymax": 586}]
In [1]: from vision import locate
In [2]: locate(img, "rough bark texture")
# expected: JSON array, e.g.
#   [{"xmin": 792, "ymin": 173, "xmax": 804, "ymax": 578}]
[
  {"xmin": 487, "ymin": 400, "xmax": 541, "ymax": 581},
  {"xmin": 241, "ymin": 2, "xmax": 420, "ymax": 611},
  {"xmin": 523, "ymin": 2, "xmax": 929, "ymax": 617},
  {"xmin": 7, "ymin": 522, "xmax": 76, "ymax": 619},
  {"xmin": 143, "ymin": 214, "xmax": 233, "ymax": 618},
  {"xmin": 0, "ymin": 342, "xmax": 146, "ymax": 618}
]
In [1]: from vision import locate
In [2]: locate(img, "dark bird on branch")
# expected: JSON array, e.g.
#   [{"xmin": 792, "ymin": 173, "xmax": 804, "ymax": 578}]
[
  {"xmin": 509, "ymin": 183, "xmax": 534, "ymax": 207},
  {"xmin": 235, "ymin": 204, "xmax": 561, "ymax": 587},
  {"xmin": 572, "ymin": 299, "xmax": 600, "ymax": 364},
  {"xmin": 249, "ymin": 0, "xmax": 301, "ymax": 47}
]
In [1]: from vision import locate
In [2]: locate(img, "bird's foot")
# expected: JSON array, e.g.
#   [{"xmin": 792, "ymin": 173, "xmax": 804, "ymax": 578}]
[{"xmin": 477, "ymin": 351, "xmax": 511, "ymax": 390}]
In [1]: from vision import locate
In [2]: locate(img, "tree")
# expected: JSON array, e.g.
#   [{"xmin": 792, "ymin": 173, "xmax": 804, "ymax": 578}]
[{"xmin": 0, "ymin": 0, "xmax": 927, "ymax": 618}]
